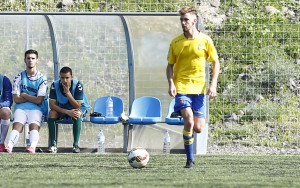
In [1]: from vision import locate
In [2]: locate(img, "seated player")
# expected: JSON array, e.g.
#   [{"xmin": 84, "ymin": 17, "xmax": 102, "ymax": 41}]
[
  {"xmin": 6, "ymin": 49, "xmax": 48, "ymax": 153},
  {"xmin": 47, "ymin": 66, "xmax": 89, "ymax": 153},
  {"xmin": 0, "ymin": 74, "xmax": 13, "ymax": 152}
]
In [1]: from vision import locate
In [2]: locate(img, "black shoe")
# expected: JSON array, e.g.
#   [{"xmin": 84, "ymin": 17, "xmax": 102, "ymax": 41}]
[
  {"xmin": 47, "ymin": 145, "xmax": 57, "ymax": 153},
  {"xmin": 185, "ymin": 160, "xmax": 195, "ymax": 168},
  {"xmin": 170, "ymin": 112, "xmax": 182, "ymax": 118},
  {"xmin": 72, "ymin": 145, "xmax": 80, "ymax": 153}
]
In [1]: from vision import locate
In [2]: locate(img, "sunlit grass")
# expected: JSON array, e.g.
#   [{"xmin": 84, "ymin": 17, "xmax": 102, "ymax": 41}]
[{"xmin": 1, "ymin": 153, "xmax": 300, "ymax": 187}]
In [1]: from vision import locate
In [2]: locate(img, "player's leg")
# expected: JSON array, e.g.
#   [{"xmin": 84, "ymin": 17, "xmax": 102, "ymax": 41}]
[
  {"xmin": 72, "ymin": 110, "xmax": 83, "ymax": 153},
  {"xmin": 182, "ymin": 94, "xmax": 206, "ymax": 167},
  {"xmin": 193, "ymin": 117, "xmax": 206, "ymax": 133},
  {"xmin": 0, "ymin": 107, "xmax": 11, "ymax": 152},
  {"xmin": 181, "ymin": 107, "xmax": 195, "ymax": 165},
  {"xmin": 47, "ymin": 110, "xmax": 59, "ymax": 153},
  {"xmin": 193, "ymin": 94, "xmax": 207, "ymax": 133},
  {"xmin": 6, "ymin": 109, "xmax": 26, "ymax": 153},
  {"xmin": 174, "ymin": 94, "xmax": 195, "ymax": 168},
  {"xmin": 26, "ymin": 109, "xmax": 43, "ymax": 154},
  {"xmin": 26, "ymin": 124, "xmax": 39, "ymax": 154}
]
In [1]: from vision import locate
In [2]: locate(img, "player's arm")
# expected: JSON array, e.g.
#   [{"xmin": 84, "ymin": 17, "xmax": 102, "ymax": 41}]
[
  {"xmin": 12, "ymin": 73, "xmax": 27, "ymax": 104},
  {"xmin": 206, "ymin": 37, "xmax": 220, "ymax": 98},
  {"xmin": 49, "ymin": 82, "xmax": 68, "ymax": 114},
  {"xmin": 48, "ymin": 82, "xmax": 69, "ymax": 113},
  {"xmin": 166, "ymin": 42, "xmax": 177, "ymax": 97},
  {"xmin": 49, "ymin": 99, "xmax": 81, "ymax": 119},
  {"xmin": 20, "ymin": 93, "xmax": 45, "ymax": 105},
  {"xmin": 207, "ymin": 59, "xmax": 220, "ymax": 98},
  {"xmin": 0, "ymin": 76, "xmax": 13, "ymax": 108},
  {"xmin": 49, "ymin": 99, "xmax": 68, "ymax": 114},
  {"xmin": 20, "ymin": 80, "xmax": 47, "ymax": 105},
  {"xmin": 49, "ymin": 82, "xmax": 81, "ymax": 119},
  {"xmin": 166, "ymin": 63, "xmax": 176, "ymax": 97},
  {"xmin": 63, "ymin": 84, "xmax": 81, "ymax": 109},
  {"xmin": 60, "ymin": 81, "xmax": 81, "ymax": 109},
  {"xmin": 65, "ymin": 91, "xmax": 81, "ymax": 109},
  {"xmin": 72, "ymin": 81, "xmax": 84, "ymax": 109},
  {"xmin": 13, "ymin": 94, "xmax": 27, "ymax": 104}
]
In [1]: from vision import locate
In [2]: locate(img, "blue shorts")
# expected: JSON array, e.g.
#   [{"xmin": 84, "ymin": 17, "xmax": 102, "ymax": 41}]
[
  {"xmin": 57, "ymin": 110, "xmax": 85, "ymax": 122},
  {"xmin": 174, "ymin": 94, "xmax": 207, "ymax": 118}
]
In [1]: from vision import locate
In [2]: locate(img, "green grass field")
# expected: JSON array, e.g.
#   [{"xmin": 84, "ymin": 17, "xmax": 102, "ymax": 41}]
[{"xmin": 1, "ymin": 153, "xmax": 300, "ymax": 188}]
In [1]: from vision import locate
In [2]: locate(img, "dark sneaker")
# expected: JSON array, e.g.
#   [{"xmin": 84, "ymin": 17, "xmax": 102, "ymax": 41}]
[
  {"xmin": 47, "ymin": 145, "xmax": 57, "ymax": 153},
  {"xmin": 73, "ymin": 145, "xmax": 80, "ymax": 153},
  {"xmin": 185, "ymin": 160, "xmax": 195, "ymax": 168},
  {"xmin": 170, "ymin": 112, "xmax": 182, "ymax": 118}
]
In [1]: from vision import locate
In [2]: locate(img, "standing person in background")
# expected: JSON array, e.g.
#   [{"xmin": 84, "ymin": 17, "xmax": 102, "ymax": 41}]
[
  {"xmin": 6, "ymin": 49, "xmax": 48, "ymax": 153},
  {"xmin": 47, "ymin": 66, "xmax": 88, "ymax": 153},
  {"xmin": 0, "ymin": 74, "xmax": 13, "ymax": 152},
  {"xmin": 166, "ymin": 6, "xmax": 220, "ymax": 168}
]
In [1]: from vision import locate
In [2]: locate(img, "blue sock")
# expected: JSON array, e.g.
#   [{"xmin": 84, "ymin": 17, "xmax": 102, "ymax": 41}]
[{"xmin": 183, "ymin": 129, "xmax": 194, "ymax": 161}]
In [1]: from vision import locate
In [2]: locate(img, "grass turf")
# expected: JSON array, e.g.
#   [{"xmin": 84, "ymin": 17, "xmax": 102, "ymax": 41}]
[{"xmin": 1, "ymin": 153, "xmax": 300, "ymax": 188}]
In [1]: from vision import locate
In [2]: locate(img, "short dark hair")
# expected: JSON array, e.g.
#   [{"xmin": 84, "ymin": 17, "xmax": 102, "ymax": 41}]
[
  {"xmin": 25, "ymin": 49, "xmax": 38, "ymax": 59},
  {"xmin": 60, "ymin": 66, "xmax": 73, "ymax": 76},
  {"xmin": 179, "ymin": 6, "xmax": 198, "ymax": 17}
]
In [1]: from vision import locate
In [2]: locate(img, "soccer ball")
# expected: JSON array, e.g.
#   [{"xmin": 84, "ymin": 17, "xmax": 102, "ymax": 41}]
[{"xmin": 127, "ymin": 148, "xmax": 150, "ymax": 168}]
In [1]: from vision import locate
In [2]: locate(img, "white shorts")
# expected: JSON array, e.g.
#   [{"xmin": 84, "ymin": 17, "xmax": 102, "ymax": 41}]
[{"xmin": 13, "ymin": 109, "xmax": 43, "ymax": 126}]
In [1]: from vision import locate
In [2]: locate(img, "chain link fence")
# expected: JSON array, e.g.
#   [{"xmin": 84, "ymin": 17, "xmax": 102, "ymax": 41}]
[
  {"xmin": 0, "ymin": 0, "xmax": 299, "ymax": 153},
  {"xmin": 1, "ymin": 0, "xmax": 196, "ymax": 12}
]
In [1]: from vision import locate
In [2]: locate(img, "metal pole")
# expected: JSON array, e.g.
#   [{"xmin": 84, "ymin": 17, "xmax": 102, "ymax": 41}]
[
  {"xmin": 44, "ymin": 15, "xmax": 60, "ymax": 80},
  {"xmin": 25, "ymin": 0, "xmax": 30, "ymax": 12},
  {"xmin": 25, "ymin": 0, "xmax": 30, "ymax": 50},
  {"xmin": 120, "ymin": 15, "xmax": 135, "ymax": 153}
]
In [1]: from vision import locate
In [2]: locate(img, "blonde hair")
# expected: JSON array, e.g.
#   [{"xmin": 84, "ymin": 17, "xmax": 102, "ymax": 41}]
[{"xmin": 179, "ymin": 6, "xmax": 198, "ymax": 17}]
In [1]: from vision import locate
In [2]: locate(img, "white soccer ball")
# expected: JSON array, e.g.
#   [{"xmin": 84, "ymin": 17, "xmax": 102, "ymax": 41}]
[{"xmin": 127, "ymin": 148, "xmax": 150, "ymax": 168}]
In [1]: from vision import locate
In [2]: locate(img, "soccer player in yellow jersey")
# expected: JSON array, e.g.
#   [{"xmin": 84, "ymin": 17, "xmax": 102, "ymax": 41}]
[{"xmin": 166, "ymin": 6, "xmax": 220, "ymax": 168}]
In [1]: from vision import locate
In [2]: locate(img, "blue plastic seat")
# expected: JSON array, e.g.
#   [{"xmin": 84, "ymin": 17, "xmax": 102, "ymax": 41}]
[
  {"xmin": 165, "ymin": 99, "xmax": 184, "ymax": 125},
  {"xmin": 128, "ymin": 96, "xmax": 161, "ymax": 125},
  {"xmin": 90, "ymin": 96, "xmax": 124, "ymax": 124}
]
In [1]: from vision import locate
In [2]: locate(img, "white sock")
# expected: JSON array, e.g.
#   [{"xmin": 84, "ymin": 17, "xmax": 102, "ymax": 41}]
[
  {"xmin": 7, "ymin": 130, "xmax": 19, "ymax": 148},
  {"xmin": 29, "ymin": 130, "xmax": 39, "ymax": 148},
  {"xmin": 0, "ymin": 119, "xmax": 10, "ymax": 144}
]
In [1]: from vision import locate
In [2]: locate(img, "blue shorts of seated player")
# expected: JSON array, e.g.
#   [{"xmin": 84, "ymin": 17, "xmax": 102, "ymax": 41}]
[
  {"xmin": 174, "ymin": 94, "xmax": 206, "ymax": 118},
  {"xmin": 57, "ymin": 110, "xmax": 84, "ymax": 122}
]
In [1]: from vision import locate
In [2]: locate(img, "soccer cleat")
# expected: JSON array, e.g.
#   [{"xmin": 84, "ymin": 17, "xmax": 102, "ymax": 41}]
[
  {"xmin": 170, "ymin": 111, "xmax": 182, "ymax": 118},
  {"xmin": 47, "ymin": 146, "xmax": 58, "ymax": 153},
  {"xmin": 184, "ymin": 160, "xmax": 195, "ymax": 168},
  {"xmin": 0, "ymin": 144, "xmax": 6, "ymax": 152},
  {"xmin": 5, "ymin": 146, "xmax": 12, "ymax": 153},
  {"xmin": 72, "ymin": 145, "xmax": 80, "ymax": 153},
  {"xmin": 26, "ymin": 147, "xmax": 36, "ymax": 154}
]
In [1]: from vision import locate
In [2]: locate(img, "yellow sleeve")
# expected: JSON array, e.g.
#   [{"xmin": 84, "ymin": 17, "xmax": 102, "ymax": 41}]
[
  {"xmin": 206, "ymin": 38, "xmax": 219, "ymax": 63},
  {"xmin": 167, "ymin": 42, "xmax": 176, "ymax": 65}
]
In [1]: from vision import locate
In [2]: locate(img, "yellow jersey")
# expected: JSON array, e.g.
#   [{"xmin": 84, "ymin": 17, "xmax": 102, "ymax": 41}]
[{"xmin": 167, "ymin": 33, "xmax": 218, "ymax": 94}]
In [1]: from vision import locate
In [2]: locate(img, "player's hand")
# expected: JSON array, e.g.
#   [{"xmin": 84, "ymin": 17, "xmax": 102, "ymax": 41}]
[
  {"xmin": 207, "ymin": 85, "xmax": 217, "ymax": 99},
  {"xmin": 67, "ymin": 109, "xmax": 82, "ymax": 119},
  {"xmin": 168, "ymin": 84, "xmax": 177, "ymax": 97},
  {"xmin": 62, "ymin": 83, "xmax": 71, "ymax": 94},
  {"xmin": 20, "ymin": 92, "xmax": 26, "ymax": 97},
  {"xmin": 20, "ymin": 92, "xmax": 27, "ymax": 99}
]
